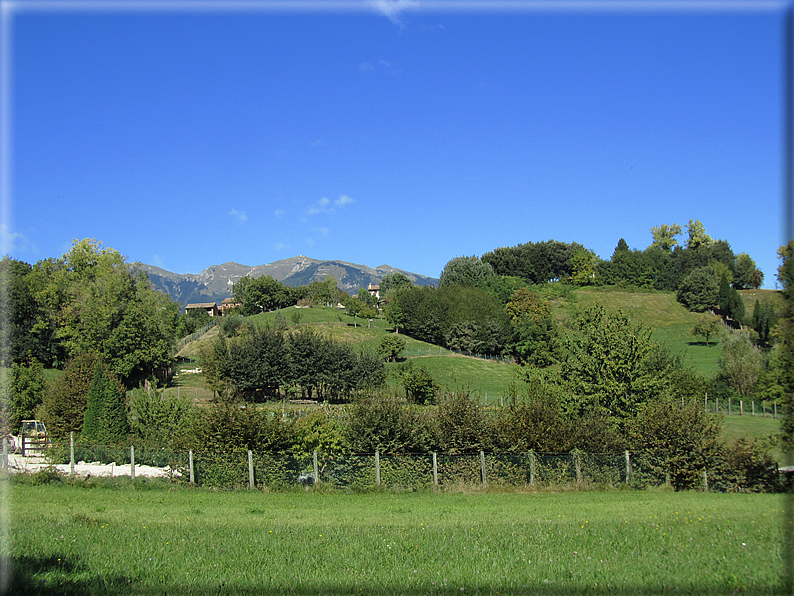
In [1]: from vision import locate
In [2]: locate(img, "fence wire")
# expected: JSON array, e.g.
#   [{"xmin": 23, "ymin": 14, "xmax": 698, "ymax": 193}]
[{"xmin": 40, "ymin": 445, "xmax": 694, "ymax": 491}]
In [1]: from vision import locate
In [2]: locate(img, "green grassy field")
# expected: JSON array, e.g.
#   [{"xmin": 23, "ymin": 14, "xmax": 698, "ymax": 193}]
[{"xmin": 7, "ymin": 481, "xmax": 785, "ymax": 595}]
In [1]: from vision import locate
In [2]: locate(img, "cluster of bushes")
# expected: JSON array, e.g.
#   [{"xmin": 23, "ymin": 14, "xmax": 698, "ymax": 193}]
[
  {"xmin": 199, "ymin": 323, "xmax": 386, "ymax": 403},
  {"xmin": 115, "ymin": 380, "xmax": 781, "ymax": 492}
]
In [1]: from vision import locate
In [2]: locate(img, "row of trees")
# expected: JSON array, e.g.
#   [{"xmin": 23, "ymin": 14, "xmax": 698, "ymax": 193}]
[
  {"xmin": 199, "ymin": 324, "xmax": 387, "ymax": 403},
  {"xmin": 478, "ymin": 220, "xmax": 763, "ymax": 293}
]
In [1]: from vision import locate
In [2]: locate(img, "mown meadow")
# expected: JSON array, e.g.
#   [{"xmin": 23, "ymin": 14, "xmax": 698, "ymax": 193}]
[{"xmin": 6, "ymin": 479, "xmax": 787, "ymax": 595}]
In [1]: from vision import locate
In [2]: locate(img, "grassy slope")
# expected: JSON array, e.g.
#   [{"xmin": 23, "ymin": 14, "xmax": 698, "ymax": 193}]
[
  {"xmin": 9, "ymin": 483, "xmax": 781, "ymax": 595},
  {"xmin": 171, "ymin": 288, "xmax": 784, "ymax": 441}
]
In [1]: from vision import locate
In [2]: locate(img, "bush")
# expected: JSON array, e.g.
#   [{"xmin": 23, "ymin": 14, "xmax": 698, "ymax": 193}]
[
  {"xmin": 395, "ymin": 362, "xmax": 439, "ymax": 405},
  {"xmin": 629, "ymin": 397, "xmax": 722, "ymax": 490},
  {"xmin": 436, "ymin": 391, "xmax": 491, "ymax": 454},
  {"xmin": 717, "ymin": 437, "xmax": 780, "ymax": 492}
]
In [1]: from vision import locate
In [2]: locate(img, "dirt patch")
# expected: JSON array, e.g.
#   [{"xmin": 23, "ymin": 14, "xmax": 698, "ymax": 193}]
[{"xmin": 4, "ymin": 454, "xmax": 179, "ymax": 479}]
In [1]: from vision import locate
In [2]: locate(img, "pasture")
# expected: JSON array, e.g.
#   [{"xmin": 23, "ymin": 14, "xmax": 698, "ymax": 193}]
[{"xmin": 6, "ymin": 480, "xmax": 785, "ymax": 595}]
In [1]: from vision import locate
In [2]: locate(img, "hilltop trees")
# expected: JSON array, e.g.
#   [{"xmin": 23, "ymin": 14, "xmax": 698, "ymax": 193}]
[
  {"xmin": 650, "ymin": 223, "xmax": 683, "ymax": 251},
  {"xmin": 677, "ymin": 267, "xmax": 719, "ymax": 312}
]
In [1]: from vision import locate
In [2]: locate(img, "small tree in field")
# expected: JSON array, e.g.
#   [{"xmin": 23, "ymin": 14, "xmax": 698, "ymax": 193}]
[
  {"xmin": 377, "ymin": 335, "xmax": 406, "ymax": 362},
  {"xmin": 397, "ymin": 362, "xmax": 439, "ymax": 404},
  {"xmin": 691, "ymin": 315, "xmax": 720, "ymax": 346}
]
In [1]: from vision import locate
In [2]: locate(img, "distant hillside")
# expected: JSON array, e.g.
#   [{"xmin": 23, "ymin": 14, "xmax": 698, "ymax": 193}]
[{"xmin": 138, "ymin": 256, "xmax": 438, "ymax": 309}]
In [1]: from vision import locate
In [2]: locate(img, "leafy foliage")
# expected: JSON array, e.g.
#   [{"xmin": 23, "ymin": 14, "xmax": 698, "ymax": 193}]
[
  {"xmin": 677, "ymin": 266, "xmax": 719, "ymax": 312},
  {"xmin": 559, "ymin": 304, "xmax": 675, "ymax": 422},
  {"xmin": 718, "ymin": 330, "xmax": 764, "ymax": 397},
  {"xmin": 690, "ymin": 314, "xmax": 720, "ymax": 346},
  {"xmin": 81, "ymin": 361, "xmax": 129, "ymax": 445},
  {"xmin": 435, "ymin": 391, "xmax": 491, "ymax": 454},
  {"xmin": 129, "ymin": 384, "xmax": 193, "ymax": 449},
  {"xmin": 629, "ymin": 397, "xmax": 722, "ymax": 490},
  {"xmin": 38, "ymin": 352, "xmax": 102, "ymax": 438},
  {"xmin": 438, "ymin": 255, "xmax": 496, "ymax": 289},
  {"xmin": 376, "ymin": 334, "xmax": 406, "ymax": 362},
  {"xmin": 395, "ymin": 362, "xmax": 440, "ymax": 405}
]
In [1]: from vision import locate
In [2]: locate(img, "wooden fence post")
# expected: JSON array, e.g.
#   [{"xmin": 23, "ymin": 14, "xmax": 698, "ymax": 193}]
[
  {"xmin": 574, "ymin": 451, "xmax": 582, "ymax": 483},
  {"xmin": 130, "ymin": 445, "xmax": 135, "ymax": 480},
  {"xmin": 625, "ymin": 450, "xmax": 631, "ymax": 484},
  {"xmin": 375, "ymin": 451, "xmax": 381, "ymax": 486},
  {"xmin": 2, "ymin": 438, "xmax": 7, "ymax": 473},
  {"xmin": 728, "ymin": 397, "xmax": 731, "ymax": 416},
  {"xmin": 20, "ymin": 431, "xmax": 25, "ymax": 457},
  {"xmin": 529, "ymin": 451, "xmax": 536, "ymax": 485},
  {"xmin": 703, "ymin": 468, "xmax": 709, "ymax": 492},
  {"xmin": 740, "ymin": 400, "xmax": 744, "ymax": 416},
  {"xmin": 432, "ymin": 452, "xmax": 438, "ymax": 487},
  {"xmin": 313, "ymin": 451, "xmax": 319, "ymax": 484},
  {"xmin": 70, "ymin": 432, "xmax": 75, "ymax": 479},
  {"xmin": 480, "ymin": 451, "xmax": 487, "ymax": 488},
  {"xmin": 248, "ymin": 450, "xmax": 254, "ymax": 489},
  {"xmin": 189, "ymin": 450, "xmax": 195, "ymax": 485}
]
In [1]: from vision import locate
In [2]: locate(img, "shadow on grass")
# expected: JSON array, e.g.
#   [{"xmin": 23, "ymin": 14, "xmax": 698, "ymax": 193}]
[
  {"xmin": 686, "ymin": 341, "xmax": 719, "ymax": 347},
  {"xmin": 0, "ymin": 560, "xmax": 786, "ymax": 596},
  {"xmin": 3, "ymin": 554, "xmax": 139, "ymax": 595}
]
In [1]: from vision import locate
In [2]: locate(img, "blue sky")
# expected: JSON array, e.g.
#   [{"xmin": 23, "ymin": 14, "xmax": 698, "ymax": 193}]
[{"xmin": 3, "ymin": 1, "xmax": 789, "ymax": 287}]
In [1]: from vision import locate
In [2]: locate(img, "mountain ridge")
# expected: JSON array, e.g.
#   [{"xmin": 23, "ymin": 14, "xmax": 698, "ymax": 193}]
[{"xmin": 137, "ymin": 256, "xmax": 438, "ymax": 309}]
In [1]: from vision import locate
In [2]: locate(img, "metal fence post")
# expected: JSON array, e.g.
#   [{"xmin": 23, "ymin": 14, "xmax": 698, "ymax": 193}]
[
  {"xmin": 20, "ymin": 431, "xmax": 25, "ymax": 457},
  {"xmin": 248, "ymin": 450, "xmax": 254, "ymax": 489},
  {"xmin": 432, "ymin": 452, "xmax": 438, "ymax": 487},
  {"xmin": 189, "ymin": 450, "xmax": 195, "ymax": 484},
  {"xmin": 2, "ymin": 438, "xmax": 7, "ymax": 473},
  {"xmin": 130, "ymin": 445, "xmax": 135, "ymax": 480},
  {"xmin": 313, "ymin": 451, "xmax": 319, "ymax": 484},
  {"xmin": 375, "ymin": 451, "xmax": 381, "ymax": 486},
  {"xmin": 70, "ymin": 432, "xmax": 75, "ymax": 478},
  {"xmin": 480, "ymin": 451, "xmax": 487, "ymax": 488}
]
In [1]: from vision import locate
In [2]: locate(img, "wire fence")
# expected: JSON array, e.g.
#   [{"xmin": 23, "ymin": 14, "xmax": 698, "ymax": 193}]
[
  {"xmin": 402, "ymin": 346, "xmax": 515, "ymax": 363},
  {"xmin": 175, "ymin": 320, "xmax": 218, "ymax": 352},
  {"xmin": 25, "ymin": 441, "xmax": 767, "ymax": 492},
  {"xmin": 703, "ymin": 396, "xmax": 779, "ymax": 418}
]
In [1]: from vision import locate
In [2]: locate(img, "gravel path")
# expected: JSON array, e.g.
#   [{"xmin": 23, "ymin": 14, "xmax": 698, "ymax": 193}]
[{"xmin": 4, "ymin": 453, "xmax": 178, "ymax": 479}]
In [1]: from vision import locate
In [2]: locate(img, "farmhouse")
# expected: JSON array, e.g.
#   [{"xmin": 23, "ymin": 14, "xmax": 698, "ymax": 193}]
[
  {"xmin": 185, "ymin": 302, "xmax": 220, "ymax": 317},
  {"xmin": 221, "ymin": 297, "xmax": 241, "ymax": 314}
]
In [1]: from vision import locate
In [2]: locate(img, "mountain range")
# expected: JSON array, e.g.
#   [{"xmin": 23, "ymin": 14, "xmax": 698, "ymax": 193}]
[{"xmin": 137, "ymin": 256, "xmax": 439, "ymax": 309}]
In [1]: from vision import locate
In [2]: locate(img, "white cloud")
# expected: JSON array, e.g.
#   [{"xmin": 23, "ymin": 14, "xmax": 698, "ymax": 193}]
[
  {"xmin": 274, "ymin": 242, "xmax": 289, "ymax": 250},
  {"xmin": 359, "ymin": 62, "xmax": 374, "ymax": 71},
  {"xmin": 378, "ymin": 59, "xmax": 392, "ymax": 68},
  {"xmin": 228, "ymin": 209, "xmax": 248, "ymax": 223},
  {"xmin": 152, "ymin": 254, "xmax": 165, "ymax": 268},
  {"xmin": 306, "ymin": 195, "xmax": 354, "ymax": 217},
  {"xmin": 335, "ymin": 195, "xmax": 355, "ymax": 207},
  {"xmin": 369, "ymin": 0, "xmax": 419, "ymax": 27},
  {"xmin": 307, "ymin": 197, "xmax": 332, "ymax": 216},
  {"xmin": 0, "ymin": 223, "xmax": 30, "ymax": 255},
  {"xmin": 274, "ymin": 208, "xmax": 287, "ymax": 218}
]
